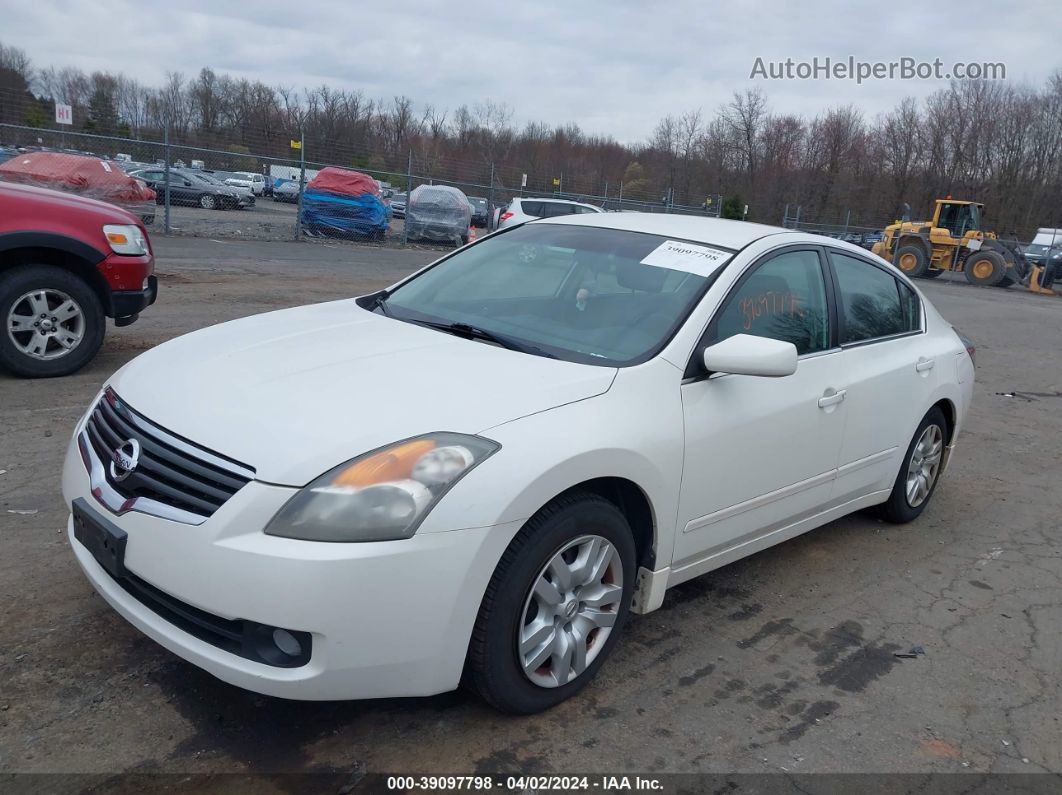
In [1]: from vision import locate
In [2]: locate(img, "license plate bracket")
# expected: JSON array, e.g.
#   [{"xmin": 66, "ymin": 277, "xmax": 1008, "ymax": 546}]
[{"xmin": 73, "ymin": 498, "xmax": 127, "ymax": 579}]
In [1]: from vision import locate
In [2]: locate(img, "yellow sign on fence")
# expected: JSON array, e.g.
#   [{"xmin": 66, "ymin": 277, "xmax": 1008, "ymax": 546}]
[{"xmin": 290, "ymin": 139, "xmax": 302, "ymax": 150}]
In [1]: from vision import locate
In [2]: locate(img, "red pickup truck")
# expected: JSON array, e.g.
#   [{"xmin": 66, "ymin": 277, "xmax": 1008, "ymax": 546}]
[{"xmin": 0, "ymin": 181, "xmax": 157, "ymax": 377}]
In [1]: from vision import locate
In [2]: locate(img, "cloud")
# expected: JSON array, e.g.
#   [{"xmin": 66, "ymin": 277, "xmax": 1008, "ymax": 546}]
[{"xmin": 6, "ymin": 0, "xmax": 1057, "ymax": 141}]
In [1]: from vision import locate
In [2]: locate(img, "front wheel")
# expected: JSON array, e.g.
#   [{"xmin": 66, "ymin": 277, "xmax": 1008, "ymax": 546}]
[
  {"xmin": 964, "ymin": 251, "xmax": 1006, "ymax": 287},
  {"xmin": 467, "ymin": 492, "xmax": 636, "ymax": 713},
  {"xmin": 0, "ymin": 265, "xmax": 105, "ymax": 377},
  {"xmin": 878, "ymin": 407, "xmax": 947, "ymax": 523}
]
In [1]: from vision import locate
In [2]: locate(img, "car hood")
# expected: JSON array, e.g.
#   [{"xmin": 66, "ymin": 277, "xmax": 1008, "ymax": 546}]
[{"xmin": 108, "ymin": 300, "xmax": 616, "ymax": 485}]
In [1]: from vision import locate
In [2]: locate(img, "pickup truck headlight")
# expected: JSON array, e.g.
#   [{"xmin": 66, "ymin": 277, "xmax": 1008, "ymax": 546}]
[
  {"xmin": 103, "ymin": 224, "xmax": 148, "ymax": 256},
  {"xmin": 264, "ymin": 433, "xmax": 499, "ymax": 542}
]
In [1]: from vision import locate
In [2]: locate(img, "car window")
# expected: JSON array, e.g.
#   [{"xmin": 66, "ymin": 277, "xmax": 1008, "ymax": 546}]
[
  {"xmin": 898, "ymin": 280, "xmax": 921, "ymax": 332},
  {"xmin": 573, "ymin": 205, "xmax": 598, "ymax": 214},
  {"xmin": 539, "ymin": 202, "xmax": 577, "ymax": 218},
  {"xmin": 519, "ymin": 201, "xmax": 543, "ymax": 216},
  {"xmin": 713, "ymin": 249, "xmax": 829, "ymax": 355},
  {"xmin": 830, "ymin": 252, "xmax": 909, "ymax": 342}
]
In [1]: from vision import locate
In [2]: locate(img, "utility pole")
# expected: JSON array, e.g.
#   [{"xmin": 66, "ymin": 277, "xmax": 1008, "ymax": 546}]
[{"xmin": 294, "ymin": 122, "xmax": 306, "ymax": 241}]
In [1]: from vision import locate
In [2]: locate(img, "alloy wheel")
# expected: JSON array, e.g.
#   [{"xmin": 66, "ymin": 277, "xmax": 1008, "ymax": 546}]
[
  {"xmin": 518, "ymin": 535, "xmax": 623, "ymax": 688},
  {"xmin": 6, "ymin": 288, "xmax": 85, "ymax": 361},
  {"xmin": 906, "ymin": 424, "xmax": 943, "ymax": 507}
]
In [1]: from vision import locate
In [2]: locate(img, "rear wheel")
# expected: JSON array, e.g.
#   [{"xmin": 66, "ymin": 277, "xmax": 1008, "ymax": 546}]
[
  {"xmin": 878, "ymin": 407, "xmax": 947, "ymax": 523},
  {"xmin": 894, "ymin": 244, "xmax": 929, "ymax": 278},
  {"xmin": 199, "ymin": 193, "xmax": 217, "ymax": 210},
  {"xmin": 0, "ymin": 265, "xmax": 104, "ymax": 378},
  {"xmin": 964, "ymin": 250, "xmax": 1006, "ymax": 287},
  {"xmin": 468, "ymin": 492, "xmax": 635, "ymax": 713}
]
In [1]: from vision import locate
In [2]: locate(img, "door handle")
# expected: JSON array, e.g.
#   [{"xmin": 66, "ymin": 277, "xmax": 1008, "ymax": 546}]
[
  {"xmin": 915, "ymin": 358, "xmax": 936, "ymax": 372},
  {"xmin": 817, "ymin": 389, "xmax": 847, "ymax": 408}
]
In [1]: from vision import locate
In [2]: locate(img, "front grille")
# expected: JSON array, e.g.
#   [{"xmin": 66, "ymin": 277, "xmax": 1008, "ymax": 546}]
[{"xmin": 84, "ymin": 389, "xmax": 253, "ymax": 520}]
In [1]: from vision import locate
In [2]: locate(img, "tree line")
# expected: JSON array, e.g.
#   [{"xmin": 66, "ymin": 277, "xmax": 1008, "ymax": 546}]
[{"xmin": 2, "ymin": 41, "xmax": 1061, "ymax": 236}]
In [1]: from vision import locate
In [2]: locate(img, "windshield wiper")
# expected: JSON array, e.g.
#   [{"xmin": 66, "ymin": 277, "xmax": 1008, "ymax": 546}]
[
  {"xmin": 366, "ymin": 289, "xmax": 391, "ymax": 315},
  {"xmin": 413, "ymin": 319, "xmax": 556, "ymax": 358}
]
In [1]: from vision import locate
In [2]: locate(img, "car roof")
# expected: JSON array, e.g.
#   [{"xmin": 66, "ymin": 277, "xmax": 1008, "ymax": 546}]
[
  {"xmin": 531, "ymin": 212, "xmax": 792, "ymax": 250},
  {"xmin": 518, "ymin": 197, "xmax": 593, "ymax": 206}
]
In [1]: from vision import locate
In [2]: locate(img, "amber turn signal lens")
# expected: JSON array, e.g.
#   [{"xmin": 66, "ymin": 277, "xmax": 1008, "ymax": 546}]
[
  {"xmin": 107, "ymin": 232, "xmax": 130, "ymax": 245},
  {"xmin": 332, "ymin": 439, "xmax": 436, "ymax": 488}
]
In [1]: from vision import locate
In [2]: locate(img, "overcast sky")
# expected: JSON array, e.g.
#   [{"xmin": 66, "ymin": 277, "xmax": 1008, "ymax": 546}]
[{"xmin": 6, "ymin": 0, "xmax": 1059, "ymax": 142}]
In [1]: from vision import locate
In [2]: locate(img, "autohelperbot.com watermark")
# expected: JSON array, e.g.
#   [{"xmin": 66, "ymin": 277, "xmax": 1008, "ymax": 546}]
[{"xmin": 750, "ymin": 56, "xmax": 1006, "ymax": 83}]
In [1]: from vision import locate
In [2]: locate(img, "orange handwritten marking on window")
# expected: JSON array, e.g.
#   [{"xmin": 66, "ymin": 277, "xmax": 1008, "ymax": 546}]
[{"xmin": 741, "ymin": 292, "xmax": 804, "ymax": 331}]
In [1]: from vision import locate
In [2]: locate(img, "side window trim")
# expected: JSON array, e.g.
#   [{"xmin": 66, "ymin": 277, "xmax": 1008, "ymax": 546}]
[
  {"xmin": 823, "ymin": 247, "xmax": 926, "ymax": 348},
  {"xmin": 683, "ymin": 244, "xmax": 836, "ymax": 379}
]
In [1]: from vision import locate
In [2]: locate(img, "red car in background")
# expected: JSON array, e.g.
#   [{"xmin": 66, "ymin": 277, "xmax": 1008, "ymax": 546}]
[
  {"xmin": 0, "ymin": 150, "xmax": 157, "ymax": 224},
  {"xmin": 0, "ymin": 181, "xmax": 157, "ymax": 377}
]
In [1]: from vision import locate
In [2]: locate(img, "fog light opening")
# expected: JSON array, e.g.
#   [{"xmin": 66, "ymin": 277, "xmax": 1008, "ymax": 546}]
[{"xmin": 272, "ymin": 628, "xmax": 303, "ymax": 657}]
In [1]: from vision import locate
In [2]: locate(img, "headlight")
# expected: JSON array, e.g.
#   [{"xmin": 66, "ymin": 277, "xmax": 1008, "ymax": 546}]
[
  {"xmin": 103, "ymin": 224, "xmax": 148, "ymax": 255},
  {"xmin": 264, "ymin": 433, "xmax": 499, "ymax": 542}
]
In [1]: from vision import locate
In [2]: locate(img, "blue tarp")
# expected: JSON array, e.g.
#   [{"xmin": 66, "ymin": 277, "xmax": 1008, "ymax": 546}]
[{"xmin": 300, "ymin": 189, "xmax": 389, "ymax": 237}]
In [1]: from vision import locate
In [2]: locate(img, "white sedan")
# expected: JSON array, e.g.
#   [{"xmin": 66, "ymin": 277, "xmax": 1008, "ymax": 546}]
[{"xmin": 62, "ymin": 213, "xmax": 974, "ymax": 713}]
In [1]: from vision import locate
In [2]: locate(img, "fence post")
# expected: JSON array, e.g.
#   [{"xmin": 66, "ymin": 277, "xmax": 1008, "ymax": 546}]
[
  {"xmin": 602, "ymin": 181, "xmax": 608, "ymax": 211},
  {"xmin": 618, "ymin": 181, "xmax": 624, "ymax": 210},
  {"xmin": 487, "ymin": 162, "xmax": 495, "ymax": 231},
  {"xmin": 294, "ymin": 123, "xmax": 305, "ymax": 241},
  {"xmin": 782, "ymin": 203, "xmax": 789, "ymax": 228},
  {"xmin": 163, "ymin": 125, "xmax": 171, "ymax": 235},
  {"xmin": 403, "ymin": 150, "xmax": 413, "ymax": 245},
  {"xmin": 794, "ymin": 205, "xmax": 802, "ymax": 229}
]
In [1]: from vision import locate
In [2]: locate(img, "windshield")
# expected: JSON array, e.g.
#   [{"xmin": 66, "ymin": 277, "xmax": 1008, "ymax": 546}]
[
  {"xmin": 382, "ymin": 224, "xmax": 731, "ymax": 366},
  {"xmin": 190, "ymin": 172, "xmax": 225, "ymax": 186},
  {"xmin": 469, "ymin": 198, "xmax": 487, "ymax": 208}
]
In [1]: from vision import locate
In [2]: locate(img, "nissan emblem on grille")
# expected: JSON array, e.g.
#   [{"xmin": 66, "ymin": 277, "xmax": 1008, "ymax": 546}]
[{"xmin": 109, "ymin": 439, "xmax": 141, "ymax": 482}]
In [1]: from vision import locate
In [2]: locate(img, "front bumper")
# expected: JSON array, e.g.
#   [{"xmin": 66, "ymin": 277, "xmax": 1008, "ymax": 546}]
[
  {"xmin": 61, "ymin": 436, "xmax": 516, "ymax": 700},
  {"xmin": 110, "ymin": 275, "xmax": 158, "ymax": 322}
]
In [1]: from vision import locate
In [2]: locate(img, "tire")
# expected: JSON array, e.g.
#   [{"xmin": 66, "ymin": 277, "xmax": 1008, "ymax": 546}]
[
  {"xmin": 0, "ymin": 265, "xmax": 105, "ymax": 378},
  {"xmin": 467, "ymin": 491, "xmax": 636, "ymax": 714},
  {"xmin": 922, "ymin": 269, "xmax": 944, "ymax": 279},
  {"xmin": 894, "ymin": 244, "xmax": 929, "ymax": 278},
  {"xmin": 878, "ymin": 407, "xmax": 947, "ymax": 524},
  {"xmin": 963, "ymin": 250, "xmax": 1006, "ymax": 287},
  {"xmin": 199, "ymin": 193, "xmax": 217, "ymax": 210}
]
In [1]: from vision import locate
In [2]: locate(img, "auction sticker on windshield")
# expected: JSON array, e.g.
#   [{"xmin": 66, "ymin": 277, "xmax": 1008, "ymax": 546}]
[{"xmin": 640, "ymin": 239, "xmax": 730, "ymax": 275}]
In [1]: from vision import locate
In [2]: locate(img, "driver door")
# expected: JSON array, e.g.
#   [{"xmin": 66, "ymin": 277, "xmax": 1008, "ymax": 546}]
[{"xmin": 673, "ymin": 247, "xmax": 847, "ymax": 569}]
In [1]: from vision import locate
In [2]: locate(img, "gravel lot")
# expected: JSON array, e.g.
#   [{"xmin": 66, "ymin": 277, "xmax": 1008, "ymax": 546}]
[{"xmin": 1, "ymin": 236, "xmax": 1060, "ymax": 786}]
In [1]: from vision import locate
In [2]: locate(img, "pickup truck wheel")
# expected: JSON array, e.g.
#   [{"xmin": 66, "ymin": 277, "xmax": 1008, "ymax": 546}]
[
  {"xmin": 199, "ymin": 193, "xmax": 217, "ymax": 210},
  {"xmin": 0, "ymin": 265, "xmax": 104, "ymax": 378}
]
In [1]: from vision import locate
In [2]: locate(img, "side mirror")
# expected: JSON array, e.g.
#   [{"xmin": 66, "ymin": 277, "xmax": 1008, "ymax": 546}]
[{"xmin": 703, "ymin": 334, "xmax": 798, "ymax": 378}]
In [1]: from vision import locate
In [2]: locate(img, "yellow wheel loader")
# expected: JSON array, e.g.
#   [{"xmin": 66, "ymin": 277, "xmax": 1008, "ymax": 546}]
[{"xmin": 872, "ymin": 199, "xmax": 1028, "ymax": 288}]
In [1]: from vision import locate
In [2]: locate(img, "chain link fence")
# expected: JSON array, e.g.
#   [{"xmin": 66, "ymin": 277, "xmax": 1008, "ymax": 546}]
[{"xmin": 1, "ymin": 123, "xmax": 723, "ymax": 248}]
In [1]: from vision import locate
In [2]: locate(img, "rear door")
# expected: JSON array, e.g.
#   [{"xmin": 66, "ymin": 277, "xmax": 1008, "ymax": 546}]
[{"xmin": 825, "ymin": 249, "xmax": 934, "ymax": 501}]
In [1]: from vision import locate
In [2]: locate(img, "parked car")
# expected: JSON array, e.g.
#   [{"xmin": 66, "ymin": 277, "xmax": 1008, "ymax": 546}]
[
  {"xmin": 61, "ymin": 213, "xmax": 972, "ymax": 712},
  {"xmin": 860, "ymin": 230, "xmax": 884, "ymax": 250},
  {"xmin": 406, "ymin": 185, "xmax": 472, "ymax": 244},
  {"xmin": 0, "ymin": 146, "xmax": 18, "ymax": 165},
  {"xmin": 300, "ymin": 167, "xmax": 389, "ymax": 239},
  {"xmin": 389, "ymin": 192, "xmax": 407, "ymax": 218},
  {"xmin": 130, "ymin": 167, "xmax": 252, "ymax": 210},
  {"xmin": 0, "ymin": 151, "xmax": 157, "ymax": 224},
  {"xmin": 222, "ymin": 171, "xmax": 266, "ymax": 196},
  {"xmin": 272, "ymin": 179, "xmax": 301, "ymax": 203},
  {"xmin": 496, "ymin": 197, "xmax": 603, "ymax": 229},
  {"xmin": 0, "ymin": 181, "xmax": 157, "ymax": 377},
  {"xmin": 1023, "ymin": 228, "xmax": 1062, "ymax": 271},
  {"xmin": 467, "ymin": 196, "xmax": 490, "ymax": 227}
]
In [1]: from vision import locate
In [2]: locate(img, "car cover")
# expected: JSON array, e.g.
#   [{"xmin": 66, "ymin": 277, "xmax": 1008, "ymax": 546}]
[
  {"xmin": 300, "ymin": 167, "xmax": 389, "ymax": 238},
  {"xmin": 0, "ymin": 151, "xmax": 156, "ymax": 221},
  {"xmin": 406, "ymin": 185, "xmax": 472, "ymax": 243}
]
